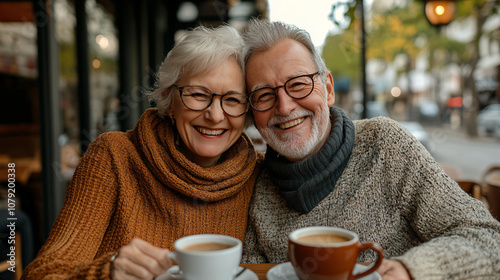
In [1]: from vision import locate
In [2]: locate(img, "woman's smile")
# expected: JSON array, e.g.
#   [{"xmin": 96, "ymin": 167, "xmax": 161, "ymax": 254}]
[{"xmin": 195, "ymin": 126, "xmax": 226, "ymax": 136}]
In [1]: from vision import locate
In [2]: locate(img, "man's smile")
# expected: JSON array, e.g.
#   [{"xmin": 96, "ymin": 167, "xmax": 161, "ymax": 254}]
[{"xmin": 276, "ymin": 117, "xmax": 306, "ymax": 130}]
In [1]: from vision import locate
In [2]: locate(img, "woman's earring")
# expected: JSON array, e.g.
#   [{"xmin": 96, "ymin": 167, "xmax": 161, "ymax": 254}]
[{"xmin": 170, "ymin": 115, "xmax": 175, "ymax": 126}]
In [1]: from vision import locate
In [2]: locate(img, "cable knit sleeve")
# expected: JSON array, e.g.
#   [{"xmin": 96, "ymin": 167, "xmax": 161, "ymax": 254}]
[
  {"xmin": 242, "ymin": 174, "xmax": 270, "ymax": 265},
  {"xmin": 377, "ymin": 119, "xmax": 500, "ymax": 279},
  {"xmin": 21, "ymin": 133, "xmax": 119, "ymax": 280},
  {"xmin": 242, "ymin": 219, "xmax": 267, "ymax": 264}
]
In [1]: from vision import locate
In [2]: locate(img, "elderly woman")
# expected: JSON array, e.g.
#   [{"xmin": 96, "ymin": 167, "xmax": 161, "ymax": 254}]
[{"xmin": 22, "ymin": 25, "xmax": 262, "ymax": 280}]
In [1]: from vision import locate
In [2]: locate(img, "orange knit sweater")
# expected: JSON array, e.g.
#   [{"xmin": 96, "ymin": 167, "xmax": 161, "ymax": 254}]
[{"xmin": 21, "ymin": 109, "xmax": 263, "ymax": 279}]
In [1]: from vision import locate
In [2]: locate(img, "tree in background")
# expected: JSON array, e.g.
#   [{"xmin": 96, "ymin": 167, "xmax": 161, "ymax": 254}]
[
  {"xmin": 325, "ymin": 0, "xmax": 437, "ymax": 118},
  {"xmin": 453, "ymin": 0, "xmax": 499, "ymax": 136},
  {"xmin": 325, "ymin": 0, "xmax": 499, "ymax": 136}
]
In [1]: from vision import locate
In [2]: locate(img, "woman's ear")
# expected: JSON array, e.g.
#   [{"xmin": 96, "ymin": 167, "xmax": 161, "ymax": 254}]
[{"xmin": 168, "ymin": 109, "xmax": 176, "ymax": 126}]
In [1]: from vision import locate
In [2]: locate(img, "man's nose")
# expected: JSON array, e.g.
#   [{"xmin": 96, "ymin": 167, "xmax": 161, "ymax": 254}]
[{"xmin": 274, "ymin": 87, "xmax": 296, "ymax": 115}]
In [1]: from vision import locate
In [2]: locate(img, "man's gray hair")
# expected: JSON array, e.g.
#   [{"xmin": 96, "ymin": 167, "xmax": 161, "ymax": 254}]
[
  {"xmin": 242, "ymin": 19, "xmax": 329, "ymax": 79},
  {"xmin": 148, "ymin": 25, "xmax": 245, "ymax": 118}
]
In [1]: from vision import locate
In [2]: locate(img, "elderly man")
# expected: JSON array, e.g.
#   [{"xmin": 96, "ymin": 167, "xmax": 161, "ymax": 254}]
[{"xmin": 241, "ymin": 19, "xmax": 500, "ymax": 280}]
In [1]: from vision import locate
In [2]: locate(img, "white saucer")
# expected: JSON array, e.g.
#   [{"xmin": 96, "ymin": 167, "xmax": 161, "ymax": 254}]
[
  {"xmin": 155, "ymin": 265, "xmax": 258, "ymax": 280},
  {"xmin": 267, "ymin": 262, "xmax": 381, "ymax": 280}
]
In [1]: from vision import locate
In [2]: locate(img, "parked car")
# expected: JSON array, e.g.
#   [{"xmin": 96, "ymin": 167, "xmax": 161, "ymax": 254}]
[
  {"xmin": 494, "ymin": 121, "xmax": 500, "ymax": 140},
  {"xmin": 400, "ymin": 121, "xmax": 430, "ymax": 150},
  {"xmin": 418, "ymin": 100, "xmax": 440, "ymax": 122},
  {"xmin": 477, "ymin": 104, "xmax": 500, "ymax": 136},
  {"xmin": 366, "ymin": 101, "xmax": 389, "ymax": 118},
  {"xmin": 350, "ymin": 101, "xmax": 389, "ymax": 120}
]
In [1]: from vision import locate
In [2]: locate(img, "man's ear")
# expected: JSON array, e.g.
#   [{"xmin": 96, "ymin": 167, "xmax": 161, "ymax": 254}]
[{"xmin": 324, "ymin": 71, "xmax": 335, "ymax": 107}]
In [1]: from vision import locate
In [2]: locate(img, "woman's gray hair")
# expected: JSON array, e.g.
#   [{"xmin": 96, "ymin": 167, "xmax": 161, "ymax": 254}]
[
  {"xmin": 242, "ymin": 19, "xmax": 328, "ymax": 83},
  {"xmin": 148, "ymin": 25, "xmax": 245, "ymax": 118}
]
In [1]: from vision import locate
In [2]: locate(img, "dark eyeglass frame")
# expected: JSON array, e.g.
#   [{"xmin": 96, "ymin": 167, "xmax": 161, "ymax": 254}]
[
  {"xmin": 248, "ymin": 72, "xmax": 321, "ymax": 112},
  {"xmin": 171, "ymin": 85, "xmax": 249, "ymax": 117}
]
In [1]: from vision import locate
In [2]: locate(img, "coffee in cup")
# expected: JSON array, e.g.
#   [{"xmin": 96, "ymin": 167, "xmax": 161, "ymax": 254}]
[
  {"xmin": 168, "ymin": 234, "xmax": 242, "ymax": 280},
  {"xmin": 296, "ymin": 234, "xmax": 350, "ymax": 245},
  {"xmin": 182, "ymin": 242, "xmax": 234, "ymax": 252},
  {"xmin": 288, "ymin": 227, "xmax": 384, "ymax": 280}
]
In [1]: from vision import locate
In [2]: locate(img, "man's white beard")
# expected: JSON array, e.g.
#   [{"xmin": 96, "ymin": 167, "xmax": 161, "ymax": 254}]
[{"xmin": 259, "ymin": 103, "xmax": 330, "ymax": 161}]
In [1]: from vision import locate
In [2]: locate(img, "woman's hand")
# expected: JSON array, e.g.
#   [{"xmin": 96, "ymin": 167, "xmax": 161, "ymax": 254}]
[
  {"xmin": 111, "ymin": 238, "xmax": 172, "ymax": 280},
  {"xmin": 378, "ymin": 259, "xmax": 412, "ymax": 280}
]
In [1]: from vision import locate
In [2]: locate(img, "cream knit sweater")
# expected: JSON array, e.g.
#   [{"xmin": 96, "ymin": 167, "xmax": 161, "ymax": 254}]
[{"xmin": 242, "ymin": 117, "xmax": 500, "ymax": 279}]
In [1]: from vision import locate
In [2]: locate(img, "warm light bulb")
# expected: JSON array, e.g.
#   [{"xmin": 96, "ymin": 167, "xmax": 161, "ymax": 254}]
[
  {"xmin": 435, "ymin": 5, "xmax": 445, "ymax": 16},
  {"xmin": 391, "ymin": 87, "xmax": 401, "ymax": 98},
  {"xmin": 425, "ymin": 1, "xmax": 456, "ymax": 27},
  {"xmin": 96, "ymin": 35, "xmax": 109, "ymax": 50},
  {"xmin": 92, "ymin": 59, "xmax": 101, "ymax": 69}
]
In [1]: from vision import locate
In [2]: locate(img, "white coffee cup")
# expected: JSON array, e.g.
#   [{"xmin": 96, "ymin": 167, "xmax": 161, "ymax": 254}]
[{"xmin": 168, "ymin": 234, "xmax": 242, "ymax": 280}]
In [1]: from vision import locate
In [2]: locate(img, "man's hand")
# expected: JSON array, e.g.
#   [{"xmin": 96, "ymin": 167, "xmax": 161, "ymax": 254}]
[
  {"xmin": 111, "ymin": 238, "xmax": 172, "ymax": 280},
  {"xmin": 377, "ymin": 259, "xmax": 412, "ymax": 280}
]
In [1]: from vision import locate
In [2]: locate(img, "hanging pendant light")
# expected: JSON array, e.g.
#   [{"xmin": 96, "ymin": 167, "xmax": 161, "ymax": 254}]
[{"xmin": 424, "ymin": 0, "xmax": 456, "ymax": 27}]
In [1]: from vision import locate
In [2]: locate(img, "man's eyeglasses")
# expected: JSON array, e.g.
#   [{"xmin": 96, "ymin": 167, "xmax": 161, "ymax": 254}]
[
  {"xmin": 171, "ymin": 85, "xmax": 249, "ymax": 117},
  {"xmin": 248, "ymin": 72, "xmax": 320, "ymax": 112}
]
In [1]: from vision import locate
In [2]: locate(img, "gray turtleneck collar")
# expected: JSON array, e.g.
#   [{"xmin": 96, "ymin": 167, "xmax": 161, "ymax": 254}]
[{"xmin": 263, "ymin": 107, "xmax": 355, "ymax": 213}]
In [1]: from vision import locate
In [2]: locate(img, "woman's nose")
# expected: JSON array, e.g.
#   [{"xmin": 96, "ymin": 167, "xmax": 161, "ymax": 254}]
[{"xmin": 204, "ymin": 99, "xmax": 225, "ymax": 123}]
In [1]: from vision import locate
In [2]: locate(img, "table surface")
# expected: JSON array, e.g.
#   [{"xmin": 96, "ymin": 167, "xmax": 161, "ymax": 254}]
[{"xmin": 241, "ymin": 263, "xmax": 278, "ymax": 280}]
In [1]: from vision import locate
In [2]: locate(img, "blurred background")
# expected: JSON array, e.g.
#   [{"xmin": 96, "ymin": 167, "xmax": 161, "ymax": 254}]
[{"xmin": 0, "ymin": 0, "xmax": 499, "ymax": 277}]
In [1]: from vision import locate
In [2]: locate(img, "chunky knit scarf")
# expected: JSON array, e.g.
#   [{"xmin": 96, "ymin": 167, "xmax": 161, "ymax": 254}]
[
  {"xmin": 131, "ymin": 108, "xmax": 259, "ymax": 202},
  {"xmin": 264, "ymin": 107, "xmax": 355, "ymax": 213}
]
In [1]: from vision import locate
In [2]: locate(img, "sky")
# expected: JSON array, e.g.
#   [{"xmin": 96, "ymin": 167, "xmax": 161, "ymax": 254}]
[{"xmin": 268, "ymin": 0, "xmax": 340, "ymax": 47}]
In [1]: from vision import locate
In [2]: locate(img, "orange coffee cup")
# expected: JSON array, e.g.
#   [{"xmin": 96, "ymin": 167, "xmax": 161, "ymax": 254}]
[{"xmin": 288, "ymin": 226, "xmax": 384, "ymax": 280}]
